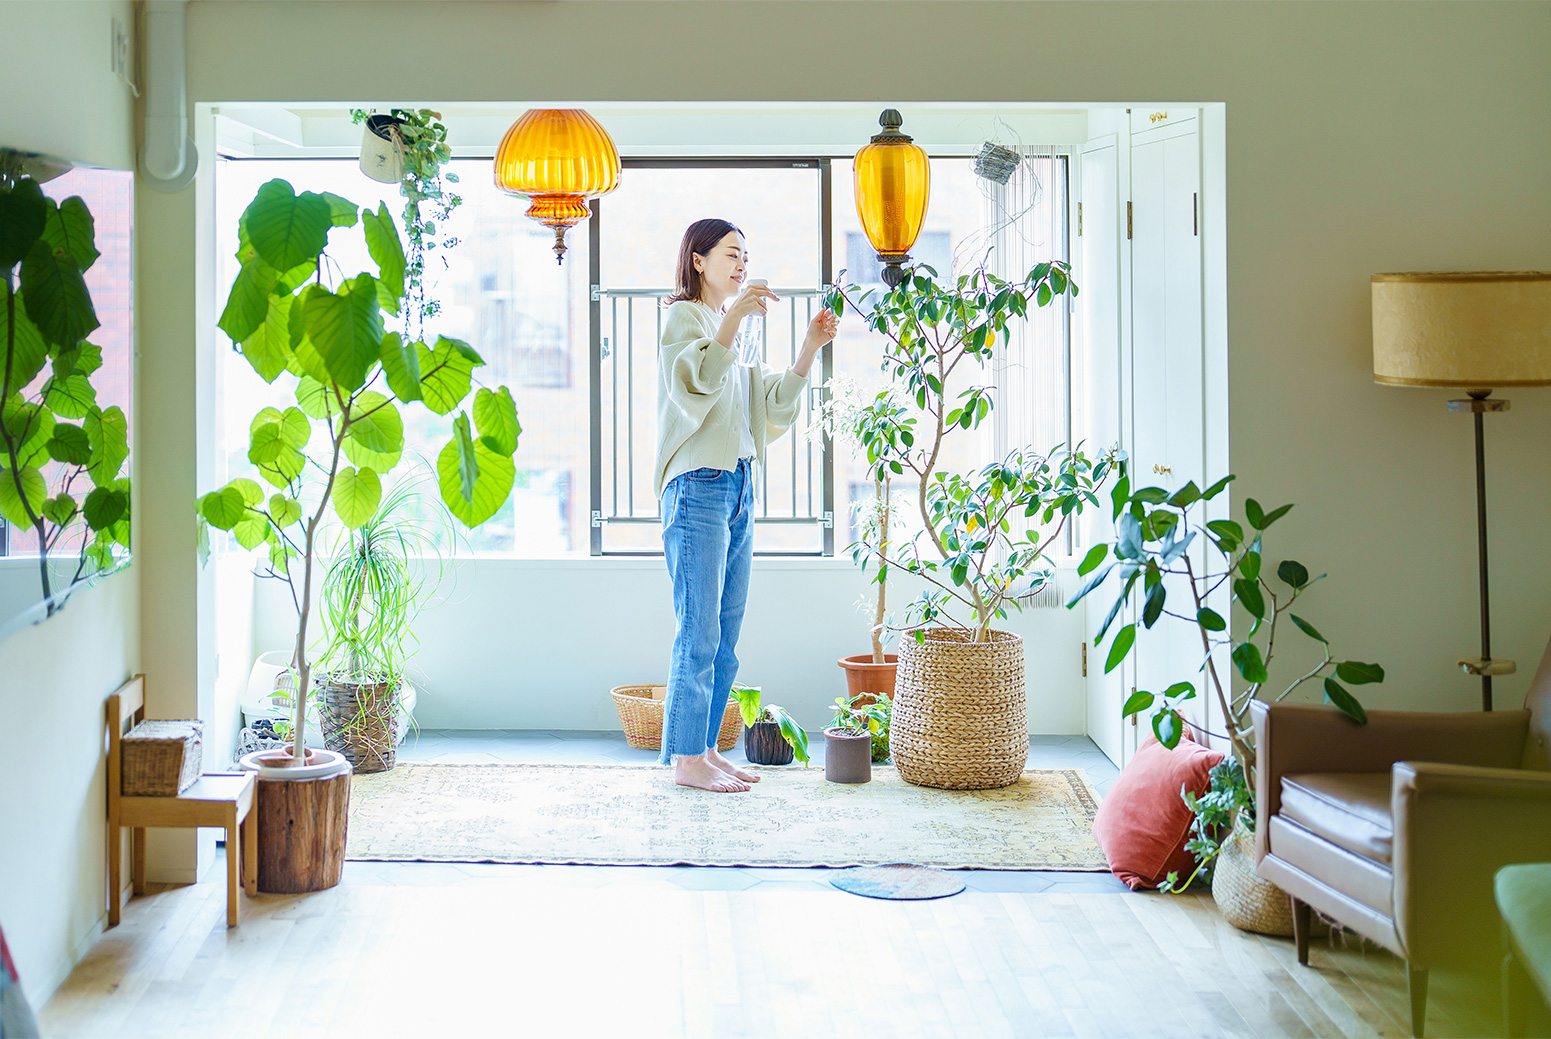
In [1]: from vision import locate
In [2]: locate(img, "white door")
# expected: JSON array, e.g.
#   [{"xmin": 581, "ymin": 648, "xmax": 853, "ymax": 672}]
[
  {"xmin": 1077, "ymin": 136, "xmax": 1126, "ymax": 768},
  {"xmin": 1128, "ymin": 123, "xmax": 1206, "ymax": 744}
]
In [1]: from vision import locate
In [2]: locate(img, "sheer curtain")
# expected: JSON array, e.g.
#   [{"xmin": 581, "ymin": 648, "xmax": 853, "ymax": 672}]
[{"xmin": 977, "ymin": 147, "xmax": 1073, "ymax": 602}]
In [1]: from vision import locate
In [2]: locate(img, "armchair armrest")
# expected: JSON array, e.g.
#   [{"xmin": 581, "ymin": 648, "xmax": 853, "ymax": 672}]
[
  {"xmin": 1392, "ymin": 762, "xmax": 1551, "ymax": 968},
  {"xmin": 1250, "ymin": 699, "xmax": 1530, "ymax": 863}
]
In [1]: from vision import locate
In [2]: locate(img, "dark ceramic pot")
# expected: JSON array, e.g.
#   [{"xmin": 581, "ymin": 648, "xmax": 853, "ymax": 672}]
[
  {"xmin": 744, "ymin": 720, "xmax": 794, "ymax": 765},
  {"xmin": 824, "ymin": 727, "xmax": 872, "ymax": 784}
]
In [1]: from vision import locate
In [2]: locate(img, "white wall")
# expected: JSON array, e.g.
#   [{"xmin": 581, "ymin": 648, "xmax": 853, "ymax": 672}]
[
  {"xmin": 247, "ymin": 559, "xmax": 1089, "ymax": 735},
  {"xmin": 0, "ymin": 0, "xmax": 140, "ymax": 1008}
]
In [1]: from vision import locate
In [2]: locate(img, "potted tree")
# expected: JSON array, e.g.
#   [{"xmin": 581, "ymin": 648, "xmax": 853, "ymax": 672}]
[
  {"xmin": 1067, "ymin": 475, "xmax": 1382, "ymax": 932},
  {"xmin": 198, "ymin": 178, "xmax": 520, "ymax": 892},
  {"xmin": 813, "ymin": 376, "xmax": 908, "ymax": 701},
  {"xmin": 314, "ymin": 477, "xmax": 452, "ymax": 774},
  {"xmin": 823, "ymin": 263, "xmax": 1114, "ymax": 791},
  {"xmin": 350, "ymin": 108, "xmax": 461, "ymax": 342},
  {"xmin": 730, "ymin": 687, "xmax": 809, "ymax": 767},
  {"xmin": 0, "ymin": 167, "xmax": 131, "ymax": 617}
]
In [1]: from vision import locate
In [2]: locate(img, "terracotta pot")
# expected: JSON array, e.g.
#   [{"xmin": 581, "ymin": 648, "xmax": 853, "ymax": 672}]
[
  {"xmin": 824, "ymin": 728, "xmax": 872, "ymax": 784},
  {"xmin": 744, "ymin": 720, "xmax": 795, "ymax": 766},
  {"xmin": 837, "ymin": 653, "xmax": 898, "ymax": 700}
]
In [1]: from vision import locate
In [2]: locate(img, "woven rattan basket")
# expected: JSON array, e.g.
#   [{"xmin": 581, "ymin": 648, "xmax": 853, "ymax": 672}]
[
  {"xmin": 1213, "ymin": 832, "xmax": 1296, "ymax": 936},
  {"xmin": 122, "ymin": 720, "xmax": 203, "ymax": 795},
  {"xmin": 890, "ymin": 628, "xmax": 1026, "ymax": 790},
  {"xmin": 318, "ymin": 676, "xmax": 398, "ymax": 774},
  {"xmin": 610, "ymin": 684, "xmax": 741, "ymax": 751}
]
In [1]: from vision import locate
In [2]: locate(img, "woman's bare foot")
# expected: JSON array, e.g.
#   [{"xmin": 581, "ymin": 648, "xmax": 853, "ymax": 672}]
[
  {"xmin": 674, "ymin": 754, "xmax": 750, "ymax": 792},
  {"xmin": 706, "ymin": 747, "xmax": 760, "ymax": 783}
]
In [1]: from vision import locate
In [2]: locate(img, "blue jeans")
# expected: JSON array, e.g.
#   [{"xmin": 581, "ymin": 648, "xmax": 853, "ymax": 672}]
[{"xmin": 658, "ymin": 459, "xmax": 754, "ymax": 764}]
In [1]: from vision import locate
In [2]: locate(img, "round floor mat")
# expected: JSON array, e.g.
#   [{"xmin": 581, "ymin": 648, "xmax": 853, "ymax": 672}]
[{"xmin": 830, "ymin": 863, "xmax": 966, "ymax": 900}]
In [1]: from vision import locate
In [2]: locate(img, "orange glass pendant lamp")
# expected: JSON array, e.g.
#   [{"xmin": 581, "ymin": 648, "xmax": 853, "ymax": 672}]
[
  {"xmin": 493, "ymin": 109, "xmax": 622, "ymax": 263},
  {"xmin": 853, "ymin": 108, "xmax": 930, "ymax": 288}
]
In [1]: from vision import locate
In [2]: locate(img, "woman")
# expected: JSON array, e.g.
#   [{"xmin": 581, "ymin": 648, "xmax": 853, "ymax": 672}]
[{"xmin": 654, "ymin": 217, "xmax": 838, "ymax": 792}]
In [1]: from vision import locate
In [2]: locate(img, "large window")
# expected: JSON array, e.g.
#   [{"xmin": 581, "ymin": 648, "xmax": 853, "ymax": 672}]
[{"xmin": 213, "ymin": 151, "xmax": 1069, "ymax": 558}]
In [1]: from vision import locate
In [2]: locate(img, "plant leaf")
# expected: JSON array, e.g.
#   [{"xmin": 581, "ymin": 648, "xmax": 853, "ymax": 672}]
[
  {"xmin": 1323, "ymin": 677, "xmax": 1368, "ymax": 724},
  {"xmin": 417, "ymin": 336, "xmax": 476, "ymax": 415},
  {"xmin": 0, "ymin": 466, "xmax": 47, "ymax": 527},
  {"xmin": 1077, "ymin": 543, "xmax": 1108, "ymax": 576},
  {"xmin": 1234, "ymin": 578, "xmax": 1265, "ymax": 620},
  {"xmin": 1277, "ymin": 559, "xmax": 1310, "ymax": 589},
  {"xmin": 1142, "ymin": 581, "xmax": 1166, "ymax": 629},
  {"xmin": 269, "ymin": 494, "xmax": 301, "ymax": 529},
  {"xmin": 239, "ymin": 292, "xmax": 295, "ymax": 383},
  {"xmin": 362, "ymin": 202, "xmax": 405, "ymax": 311},
  {"xmin": 41, "ymin": 195, "xmax": 98, "ymax": 272},
  {"xmin": 379, "ymin": 332, "xmax": 422, "ymax": 402},
  {"xmin": 1232, "ymin": 642, "xmax": 1269, "ymax": 684},
  {"xmin": 331, "ymin": 465, "xmax": 382, "ymax": 529},
  {"xmin": 1197, "ymin": 607, "xmax": 1226, "ymax": 632},
  {"xmin": 304, "ymin": 275, "xmax": 383, "ymax": 391},
  {"xmin": 82, "ymin": 486, "xmax": 127, "ymax": 530},
  {"xmin": 473, "ymin": 386, "xmax": 520, "ymax": 455},
  {"xmin": 242, "ymin": 179, "xmax": 331, "ymax": 272},
  {"xmin": 0, "ymin": 178, "xmax": 48, "ymax": 269},
  {"xmin": 2, "ymin": 290, "xmax": 50, "ymax": 389},
  {"xmin": 436, "ymin": 423, "xmax": 515, "ymax": 528},
  {"xmin": 1335, "ymin": 660, "xmax": 1385, "ymax": 686},
  {"xmin": 45, "ymin": 422, "xmax": 91, "ymax": 465},
  {"xmin": 20, "ymin": 238, "xmax": 98, "ymax": 347},
  {"xmin": 85, "ymin": 406, "xmax": 129, "ymax": 485},
  {"xmin": 1105, "ymin": 624, "xmax": 1135, "ymax": 674},
  {"xmin": 1288, "ymin": 613, "xmax": 1327, "ymax": 644},
  {"xmin": 1154, "ymin": 710, "xmax": 1182, "ymax": 749},
  {"xmin": 1122, "ymin": 689, "xmax": 1154, "ymax": 716}
]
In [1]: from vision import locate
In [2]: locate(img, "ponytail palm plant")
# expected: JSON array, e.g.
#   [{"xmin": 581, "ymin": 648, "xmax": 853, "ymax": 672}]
[{"xmin": 197, "ymin": 179, "xmax": 520, "ymax": 765}]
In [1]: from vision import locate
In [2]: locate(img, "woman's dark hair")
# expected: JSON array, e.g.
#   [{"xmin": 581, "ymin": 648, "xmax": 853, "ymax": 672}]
[{"xmin": 664, "ymin": 218, "xmax": 743, "ymax": 305}]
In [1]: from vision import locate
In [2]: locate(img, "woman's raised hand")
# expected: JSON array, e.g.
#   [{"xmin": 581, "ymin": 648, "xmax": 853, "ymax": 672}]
[
  {"xmin": 726, "ymin": 282, "xmax": 779, "ymax": 323},
  {"xmin": 803, "ymin": 307, "xmax": 840, "ymax": 351}
]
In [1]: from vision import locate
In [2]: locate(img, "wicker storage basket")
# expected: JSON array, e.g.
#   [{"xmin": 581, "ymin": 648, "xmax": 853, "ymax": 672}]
[
  {"xmin": 1213, "ymin": 832, "xmax": 1296, "ymax": 936},
  {"xmin": 610, "ymin": 684, "xmax": 741, "ymax": 751},
  {"xmin": 317, "ymin": 676, "xmax": 398, "ymax": 774},
  {"xmin": 122, "ymin": 720, "xmax": 203, "ymax": 795},
  {"xmin": 891, "ymin": 627, "xmax": 1026, "ymax": 790}
]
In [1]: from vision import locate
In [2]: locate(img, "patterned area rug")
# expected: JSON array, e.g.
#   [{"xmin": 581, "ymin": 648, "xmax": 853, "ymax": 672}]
[{"xmin": 346, "ymin": 763, "xmax": 1108, "ymax": 870}]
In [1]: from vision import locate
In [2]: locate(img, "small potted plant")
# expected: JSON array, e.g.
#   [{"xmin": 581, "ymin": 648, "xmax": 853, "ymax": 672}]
[
  {"xmin": 826, "ymin": 694, "xmax": 889, "ymax": 784},
  {"xmin": 730, "ymin": 686, "xmax": 809, "ymax": 767},
  {"xmin": 1067, "ymin": 475, "xmax": 1383, "ymax": 933},
  {"xmin": 313, "ymin": 477, "xmax": 450, "ymax": 774}
]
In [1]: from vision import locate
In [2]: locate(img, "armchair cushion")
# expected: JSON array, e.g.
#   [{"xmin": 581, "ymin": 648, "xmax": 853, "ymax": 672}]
[
  {"xmin": 1091, "ymin": 735, "xmax": 1224, "ymax": 891},
  {"xmin": 1281, "ymin": 772, "xmax": 1394, "ymax": 865}
]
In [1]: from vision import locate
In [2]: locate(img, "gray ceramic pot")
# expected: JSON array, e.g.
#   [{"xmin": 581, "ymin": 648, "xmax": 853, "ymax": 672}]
[{"xmin": 824, "ymin": 727, "xmax": 872, "ymax": 784}]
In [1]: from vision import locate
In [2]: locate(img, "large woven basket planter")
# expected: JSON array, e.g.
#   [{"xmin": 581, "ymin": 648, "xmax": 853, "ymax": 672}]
[
  {"xmin": 1213, "ymin": 833, "xmax": 1297, "ymax": 936},
  {"xmin": 610, "ymin": 684, "xmax": 741, "ymax": 752},
  {"xmin": 891, "ymin": 628, "xmax": 1026, "ymax": 790}
]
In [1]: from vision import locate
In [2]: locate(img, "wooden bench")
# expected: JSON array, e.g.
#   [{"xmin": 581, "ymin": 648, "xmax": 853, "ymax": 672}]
[{"xmin": 107, "ymin": 675, "xmax": 257, "ymax": 927}]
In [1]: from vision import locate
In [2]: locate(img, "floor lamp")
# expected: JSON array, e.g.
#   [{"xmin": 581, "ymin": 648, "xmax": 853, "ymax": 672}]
[{"xmin": 1372, "ymin": 271, "xmax": 1551, "ymax": 710}]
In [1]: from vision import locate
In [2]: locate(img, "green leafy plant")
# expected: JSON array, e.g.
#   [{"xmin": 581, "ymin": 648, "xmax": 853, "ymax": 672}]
[
  {"xmin": 730, "ymin": 686, "xmax": 810, "ymax": 765},
  {"xmin": 198, "ymin": 178, "xmax": 520, "ymax": 764},
  {"xmin": 350, "ymin": 109, "xmax": 461, "ymax": 340},
  {"xmin": 823, "ymin": 262, "xmax": 1115, "ymax": 644},
  {"xmin": 0, "ymin": 164, "xmax": 131, "ymax": 615},
  {"xmin": 830, "ymin": 693, "xmax": 891, "ymax": 762},
  {"xmin": 1067, "ymin": 473, "xmax": 1382, "ymax": 782},
  {"xmin": 1158, "ymin": 757, "xmax": 1253, "ymax": 893}
]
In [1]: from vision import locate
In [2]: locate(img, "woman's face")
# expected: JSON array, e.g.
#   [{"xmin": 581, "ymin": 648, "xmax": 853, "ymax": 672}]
[{"xmin": 692, "ymin": 230, "xmax": 747, "ymax": 306}]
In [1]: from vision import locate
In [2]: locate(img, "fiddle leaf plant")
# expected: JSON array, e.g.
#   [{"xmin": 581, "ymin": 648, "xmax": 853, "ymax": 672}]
[
  {"xmin": 824, "ymin": 262, "xmax": 1116, "ymax": 644},
  {"xmin": 0, "ymin": 166, "xmax": 131, "ymax": 617},
  {"xmin": 1066, "ymin": 472, "xmax": 1382, "ymax": 783},
  {"xmin": 198, "ymin": 178, "xmax": 519, "ymax": 765}
]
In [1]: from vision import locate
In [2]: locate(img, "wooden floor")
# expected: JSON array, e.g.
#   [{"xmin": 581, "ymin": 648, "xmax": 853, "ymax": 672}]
[{"xmin": 43, "ymin": 855, "xmax": 1502, "ymax": 1039}]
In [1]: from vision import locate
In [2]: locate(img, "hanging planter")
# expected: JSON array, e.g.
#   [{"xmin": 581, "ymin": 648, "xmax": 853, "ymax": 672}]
[{"xmin": 358, "ymin": 113, "xmax": 405, "ymax": 184}]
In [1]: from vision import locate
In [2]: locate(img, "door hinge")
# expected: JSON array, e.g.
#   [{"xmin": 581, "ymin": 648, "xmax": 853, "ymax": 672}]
[
  {"xmin": 1193, "ymin": 192, "xmax": 1198, "ymax": 237},
  {"xmin": 1077, "ymin": 202, "xmax": 1082, "ymax": 237},
  {"xmin": 1126, "ymin": 201, "xmax": 1133, "ymax": 240},
  {"xmin": 590, "ymin": 284, "xmax": 601, "ymax": 302},
  {"xmin": 1081, "ymin": 641, "xmax": 1088, "ymax": 677},
  {"xmin": 821, "ymin": 511, "xmax": 834, "ymax": 529},
  {"xmin": 590, "ymin": 510, "xmax": 604, "ymax": 528}
]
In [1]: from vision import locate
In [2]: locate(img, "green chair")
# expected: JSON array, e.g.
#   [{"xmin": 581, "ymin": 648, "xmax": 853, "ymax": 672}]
[{"xmin": 1497, "ymin": 863, "xmax": 1551, "ymax": 1038}]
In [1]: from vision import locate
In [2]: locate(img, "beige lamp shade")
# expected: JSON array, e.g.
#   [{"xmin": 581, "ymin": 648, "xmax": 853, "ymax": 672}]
[{"xmin": 1372, "ymin": 271, "xmax": 1551, "ymax": 388}]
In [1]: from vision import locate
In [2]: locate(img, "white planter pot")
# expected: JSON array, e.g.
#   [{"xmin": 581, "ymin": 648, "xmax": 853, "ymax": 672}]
[
  {"xmin": 358, "ymin": 115, "xmax": 404, "ymax": 185},
  {"xmin": 239, "ymin": 746, "xmax": 352, "ymax": 781}
]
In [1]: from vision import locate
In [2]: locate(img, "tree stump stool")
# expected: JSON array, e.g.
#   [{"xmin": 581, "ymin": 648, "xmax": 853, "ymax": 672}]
[{"xmin": 255, "ymin": 769, "xmax": 351, "ymax": 893}]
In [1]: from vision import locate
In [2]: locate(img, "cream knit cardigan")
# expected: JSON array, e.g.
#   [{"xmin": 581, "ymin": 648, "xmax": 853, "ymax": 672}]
[{"xmin": 653, "ymin": 299, "xmax": 809, "ymax": 500}]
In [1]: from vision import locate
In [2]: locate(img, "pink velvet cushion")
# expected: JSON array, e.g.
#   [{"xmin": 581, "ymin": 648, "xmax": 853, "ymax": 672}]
[{"xmin": 1091, "ymin": 734, "xmax": 1226, "ymax": 891}]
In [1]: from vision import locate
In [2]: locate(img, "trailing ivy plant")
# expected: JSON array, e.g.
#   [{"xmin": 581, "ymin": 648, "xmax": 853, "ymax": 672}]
[
  {"xmin": 1066, "ymin": 473, "xmax": 1383, "ymax": 782},
  {"xmin": 350, "ymin": 109, "xmax": 461, "ymax": 340},
  {"xmin": 0, "ymin": 167, "xmax": 131, "ymax": 616},
  {"xmin": 198, "ymin": 178, "xmax": 518, "ymax": 764},
  {"xmin": 823, "ymin": 263, "xmax": 1117, "ymax": 644}
]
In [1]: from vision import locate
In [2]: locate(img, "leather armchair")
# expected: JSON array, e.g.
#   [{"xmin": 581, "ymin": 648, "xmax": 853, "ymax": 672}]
[{"xmin": 1252, "ymin": 638, "xmax": 1551, "ymax": 1038}]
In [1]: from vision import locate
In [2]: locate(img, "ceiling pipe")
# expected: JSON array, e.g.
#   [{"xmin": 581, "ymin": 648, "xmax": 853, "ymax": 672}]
[{"xmin": 140, "ymin": 0, "xmax": 198, "ymax": 191}]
